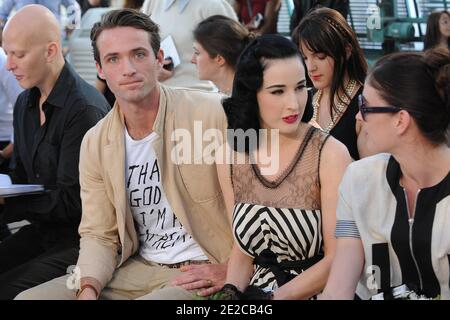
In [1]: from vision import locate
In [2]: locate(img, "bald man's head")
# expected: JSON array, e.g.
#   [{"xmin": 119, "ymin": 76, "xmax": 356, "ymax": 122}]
[
  {"xmin": 2, "ymin": 5, "xmax": 65, "ymax": 89},
  {"xmin": 4, "ymin": 5, "xmax": 61, "ymax": 47}
]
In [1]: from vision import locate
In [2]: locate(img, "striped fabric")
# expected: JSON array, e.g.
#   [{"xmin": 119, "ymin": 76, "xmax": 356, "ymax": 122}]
[
  {"xmin": 233, "ymin": 202, "xmax": 323, "ymax": 291},
  {"xmin": 335, "ymin": 220, "xmax": 361, "ymax": 238}
]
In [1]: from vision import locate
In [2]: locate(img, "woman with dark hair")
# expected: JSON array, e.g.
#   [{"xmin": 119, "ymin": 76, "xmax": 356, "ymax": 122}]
[
  {"xmin": 322, "ymin": 48, "xmax": 450, "ymax": 300},
  {"xmin": 424, "ymin": 11, "xmax": 450, "ymax": 51},
  {"xmin": 191, "ymin": 15, "xmax": 254, "ymax": 95},
  {"xmin": 215, "ymin": 35, "xmax": 351, "ymax": 300},
  {"xmin": 292, "ymin": 7, "xmax": 368, "ymax": 160}
]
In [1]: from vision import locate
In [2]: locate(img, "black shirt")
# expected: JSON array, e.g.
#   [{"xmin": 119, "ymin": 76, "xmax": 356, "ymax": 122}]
[
  {"xmin": 3, "ymin": 62, "xmax": 110, "ymax": 237},
  {"xmin": 329, "ymin": 86, "xmax": 362, "ymax": 161},
  {"xmin": 97, "ymin": 74, "xmax": 116, "ymax": 107},
  {"xmin": 386, "ymin": 156, "xmax": 450, "ymax": 298}
]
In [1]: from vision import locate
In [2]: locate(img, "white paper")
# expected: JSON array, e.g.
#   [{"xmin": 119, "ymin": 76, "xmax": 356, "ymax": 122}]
[
  {"xmin": 0, "ymin": 174, "xmax": 11, "ymax": 186},
  {"xmin": 0, "ymin": 174, "xmax": 44, "ymax": 197},
  {"xmin": 160, "ymin": 35, "xmax": 181, "ymax": 68}
]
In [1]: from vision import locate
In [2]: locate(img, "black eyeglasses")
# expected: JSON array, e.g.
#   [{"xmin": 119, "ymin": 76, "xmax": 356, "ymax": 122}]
[{"xmin": 358, "ymin": 94, "xmax": 403, "ymax": 121}]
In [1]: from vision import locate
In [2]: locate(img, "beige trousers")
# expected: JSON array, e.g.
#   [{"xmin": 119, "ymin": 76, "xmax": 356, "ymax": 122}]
[{"xmin": 15, "ymin": 256, "xmax": 197, "ymax": 300}]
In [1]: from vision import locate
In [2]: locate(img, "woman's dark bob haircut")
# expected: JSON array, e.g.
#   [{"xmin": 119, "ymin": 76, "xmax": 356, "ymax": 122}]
[
  {"xmin": 292, "ymin": 7, "xmax": 367, "ymax": 116},
  {"xmin": 222, "ymin": 34, "xmax": 310, "ymax": 153}
]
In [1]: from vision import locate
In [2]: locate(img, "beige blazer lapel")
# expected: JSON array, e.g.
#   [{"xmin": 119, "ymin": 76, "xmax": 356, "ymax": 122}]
[
  {"xmin": 151, "ymin": 86, "xmax": 167, "ymax": 174},
  {"xmin": 104, "ymin": 106, "xmax": 128, "ymax": 257},
  {"xmin": 154, "ymin": 86, "xmax": 194, "ymax": 236}
]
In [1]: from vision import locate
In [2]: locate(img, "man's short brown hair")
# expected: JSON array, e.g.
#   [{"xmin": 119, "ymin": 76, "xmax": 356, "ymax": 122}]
[{"xmin": 90, "ymin": 9, "xmax": 160, "ymax": 65}]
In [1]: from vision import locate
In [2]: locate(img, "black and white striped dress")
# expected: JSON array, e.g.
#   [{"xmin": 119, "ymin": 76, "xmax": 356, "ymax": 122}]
[{"xmin": 231, "ymin": 125, "xmax": 330, "ymax": 292}]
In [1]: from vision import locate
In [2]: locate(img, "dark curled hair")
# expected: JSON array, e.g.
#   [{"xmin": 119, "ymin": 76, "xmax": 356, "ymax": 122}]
[
  {"xmin": 222, "ymin": 34, "xmax": 307, "ymax": 152},
  {"xmin": 292, "ymin": 7, "xmax": 367, "ymax": 117},
  {"xmin": 193, "ymin": 15, "xmax": 255, "ymax": 68},
  {"xmin": 90, "ymin": 9, "xmax": 160, "ymax": 66},
  {"xmin": 424, "ymin": 11, "xmax": 450, "ymax": 50},
  {"xmin": 368, "ymin": 48, "xmax": 450, "ymax": 145}
]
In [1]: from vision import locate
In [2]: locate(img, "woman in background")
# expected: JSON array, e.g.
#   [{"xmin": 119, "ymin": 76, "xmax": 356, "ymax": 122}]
[
  {"xmin": 191, "ymin": 15, "xmax": 253, "ymax": 96},
  {"xmin": 293, "ymin": 8, "xmax": 368, "ymax": 160},
  {"xmin": 424, "ymin": 10, "xmax": 450, "ymax": 51}
]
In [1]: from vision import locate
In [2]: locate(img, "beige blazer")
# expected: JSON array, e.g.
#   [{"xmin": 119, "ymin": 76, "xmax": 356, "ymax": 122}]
[{"xmin": 77, "ymin": 85, "xmax": 233, "ymax": 289}]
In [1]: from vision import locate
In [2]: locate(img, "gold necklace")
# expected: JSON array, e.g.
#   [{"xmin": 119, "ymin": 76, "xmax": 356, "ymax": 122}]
[{"xmin": 312, "ymin": 79, "xmax": 357, "ymax": 133}]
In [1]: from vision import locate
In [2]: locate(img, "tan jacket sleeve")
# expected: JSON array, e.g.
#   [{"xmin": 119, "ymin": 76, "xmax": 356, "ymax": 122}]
[{"xmin": 77, "ymin": 128, "xmax": 120, "ymax": 290}]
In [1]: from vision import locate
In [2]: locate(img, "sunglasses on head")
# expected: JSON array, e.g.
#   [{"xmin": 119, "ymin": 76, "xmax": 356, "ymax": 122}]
[{"xmin": 358, "ymin": 94, "xmax": 403, "ymax": 121}]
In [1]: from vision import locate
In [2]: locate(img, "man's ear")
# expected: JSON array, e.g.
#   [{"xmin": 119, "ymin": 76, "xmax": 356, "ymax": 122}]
[
  {"xmin": 96, "ymin": 61, "xmax": 105, "ymax": 80},
  {"xmin": 156, "ymin": 49, "xmax": 164, "ymax": 65},
  {"xmin": 45, "ymin": 42, "xmax": 59, "ymax": 62}
]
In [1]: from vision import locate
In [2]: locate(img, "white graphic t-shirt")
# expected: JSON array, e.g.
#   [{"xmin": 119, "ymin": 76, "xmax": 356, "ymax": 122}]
[{"xmin": 125, "ymin": 128, "xmax": 208, "ymax": 264}]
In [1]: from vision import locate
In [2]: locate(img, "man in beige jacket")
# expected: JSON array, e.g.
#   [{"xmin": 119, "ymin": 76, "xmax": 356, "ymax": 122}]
[{"xmin": 16, "ymin": 8, "xmax": 232, "ymax": 300}]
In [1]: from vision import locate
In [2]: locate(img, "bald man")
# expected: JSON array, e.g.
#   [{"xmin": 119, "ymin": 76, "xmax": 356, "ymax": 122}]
[{"xmin": 0, "ymin": 5, "xmax": 109, "ymax": 299}]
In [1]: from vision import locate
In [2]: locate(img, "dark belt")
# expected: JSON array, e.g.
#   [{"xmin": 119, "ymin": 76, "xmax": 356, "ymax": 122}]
[{"xmin": 253, "ymin": 249, "xmax": 324, "ymax": 286}]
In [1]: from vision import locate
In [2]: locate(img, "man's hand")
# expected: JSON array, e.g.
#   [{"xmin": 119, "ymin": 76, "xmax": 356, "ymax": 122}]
[
  {"xmin": 171, "ymin": 263, "xmax": 227, "ymax": 297},
  {"xmin": 76, "ymin": 287, "xmax": 97, "ymax": 300}
]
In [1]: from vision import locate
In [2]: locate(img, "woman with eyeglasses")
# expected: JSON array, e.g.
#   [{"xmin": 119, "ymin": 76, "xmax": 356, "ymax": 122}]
[
  {"xmin": 292, "ymin": 8, "xmax": 368, "ymax": 160},
  {"xmin": 321, "ymin": 48, "xmax": 450, "ymax": 300}
]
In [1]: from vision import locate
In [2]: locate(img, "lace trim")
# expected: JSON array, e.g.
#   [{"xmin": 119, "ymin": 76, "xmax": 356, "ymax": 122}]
[{"xmin": 251, "ymin": 126, "xmax": 315, "ymax": 189}]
